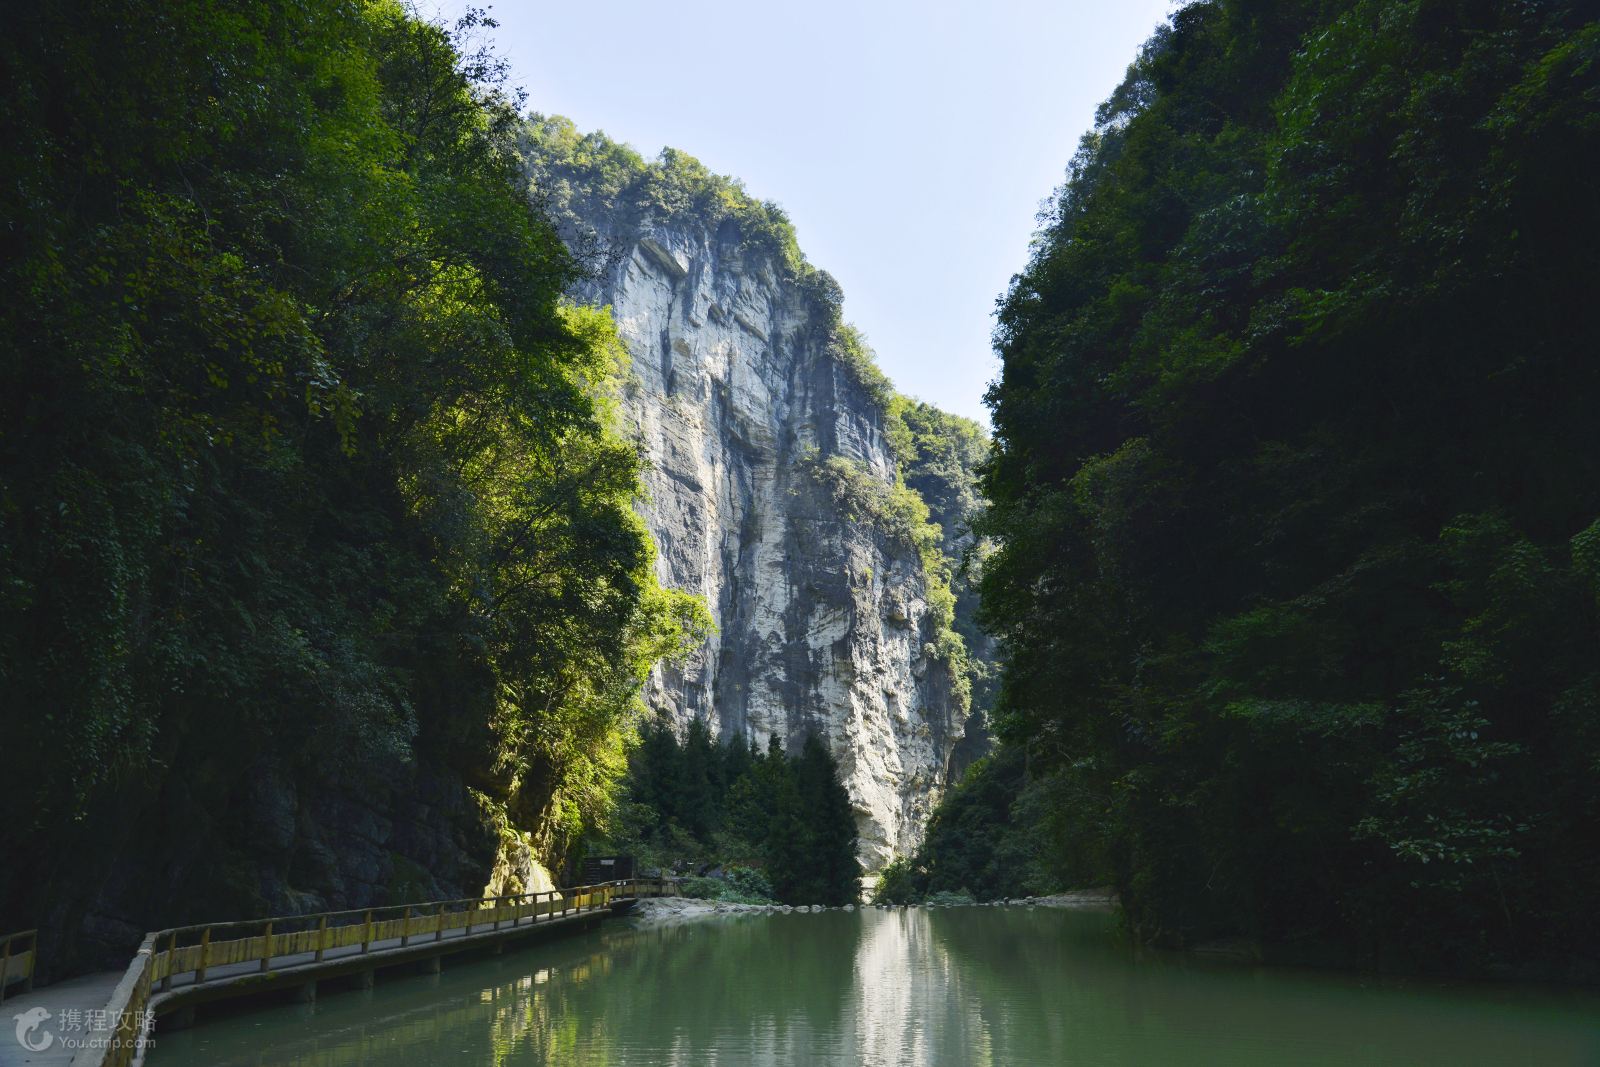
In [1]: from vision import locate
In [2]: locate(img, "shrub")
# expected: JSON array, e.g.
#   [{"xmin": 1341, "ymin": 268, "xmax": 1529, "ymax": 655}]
[
  {"xmin": 871, "ymin": 857, "xmax": 923, "ymax": 905},
  {"xmin": 925, "ymin": 889, "xmax": 977, "ymax": 907},
  {"xmin": 678, "ymin": 865, "xmax": 778, "ymax": 904}
]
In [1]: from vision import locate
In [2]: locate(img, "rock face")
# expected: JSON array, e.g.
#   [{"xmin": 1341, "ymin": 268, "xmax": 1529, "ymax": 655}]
[{"xmin": 533, "ymin": 156, "xmax": 972, "ymax": 870}]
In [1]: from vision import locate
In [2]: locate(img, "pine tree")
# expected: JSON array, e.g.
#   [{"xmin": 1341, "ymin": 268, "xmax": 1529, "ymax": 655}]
[
  {"xmin": 754, "ymin": 736, "xmax": 805, "ymax": 901},
  {"xmin": 795, "ymin": 733, "xmax": 862, "ymax": 905},
  {"xmin": 680, "ymin": 717, "xmax": 719, "ymax": 839},
  {"xmin": 724, "ymin": 738, "xmax": 769, "ymax": 861}
]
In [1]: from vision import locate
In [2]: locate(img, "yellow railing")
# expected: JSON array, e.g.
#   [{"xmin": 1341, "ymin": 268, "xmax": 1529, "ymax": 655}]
[
  {"xmin": 0, "ymin": 928, "xmax": 38, "ymax": 1004},
  {"xmin": 102, "ymin": 932, "xmax": 155, "ymax": 1067},
  {"xmin": 86, "ymin": 877, "xmax": 677, "ymax": 1067}
]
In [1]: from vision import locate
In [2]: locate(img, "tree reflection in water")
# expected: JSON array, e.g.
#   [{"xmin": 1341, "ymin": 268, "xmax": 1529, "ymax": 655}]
[{"xmin": 151, "ymin": 908, "xmax": 1600, "ymax": 1066}]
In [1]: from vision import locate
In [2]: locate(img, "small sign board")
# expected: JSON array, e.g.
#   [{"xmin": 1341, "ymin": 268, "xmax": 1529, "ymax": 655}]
[{"xmin": 580, "ymin": 855, "xmax": 635, "ymax": 883}]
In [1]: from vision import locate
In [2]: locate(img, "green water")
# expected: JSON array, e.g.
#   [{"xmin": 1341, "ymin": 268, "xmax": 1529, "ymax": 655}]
[{"xmin": 151, "ymin": 906, "xmax": 1599, "ymax": 1066}]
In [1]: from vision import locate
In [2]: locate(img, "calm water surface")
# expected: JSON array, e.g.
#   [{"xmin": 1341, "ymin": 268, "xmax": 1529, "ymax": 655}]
[{"xmin": 152, "ymin": 906, "xmax": 1600, "ymax": 1066}]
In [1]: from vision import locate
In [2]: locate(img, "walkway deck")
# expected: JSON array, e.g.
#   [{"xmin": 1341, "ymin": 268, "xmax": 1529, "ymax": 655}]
[{"xmin": 0, "ymin": 972, "xmax": 123, "ymax": 1067}]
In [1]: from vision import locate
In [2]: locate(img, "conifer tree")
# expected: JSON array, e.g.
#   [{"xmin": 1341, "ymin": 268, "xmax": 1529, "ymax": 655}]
[{"xmin": 795, "ymin": 733, "xmax": 862, "ymax": 905}]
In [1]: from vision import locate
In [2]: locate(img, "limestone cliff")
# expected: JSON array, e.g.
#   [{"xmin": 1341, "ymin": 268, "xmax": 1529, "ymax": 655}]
[{"xmin": 522, "ymin": 118, "xmax": 980, "ymax": 868}]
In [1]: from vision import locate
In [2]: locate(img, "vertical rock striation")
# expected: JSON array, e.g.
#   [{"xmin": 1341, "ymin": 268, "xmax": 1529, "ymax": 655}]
[{"xmin": 523, "ymin": 120, "xmax": 976, "ymax": 869}]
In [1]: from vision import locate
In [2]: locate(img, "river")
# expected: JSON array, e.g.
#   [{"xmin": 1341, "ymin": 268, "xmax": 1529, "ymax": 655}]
[{"xmin": 151, "ymin": 904, "xmax": 1599, "ymax": 1065}]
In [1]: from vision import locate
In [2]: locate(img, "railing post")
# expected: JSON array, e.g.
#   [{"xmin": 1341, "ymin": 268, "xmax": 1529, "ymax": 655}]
[
  {"xmin": 401, "ymin": 905, "xmax": 412, "ymax": 947},
  {"xmin": 196, "ymin": 926, "xmax": 212, "ymax": 983},
  {"xmin": 126, "ymin": 941, "xmax": 154, "ymax": 1067},
  {"xmin": 314, "ymin": 915, "xmax": 327, "ymax": 963},
  {"xmin": 260, "ymin": 921, "xmax": 273, "ymax": 973},
  {"xmin": 0, "ymin": 935, "xmax": 10, "ymax": 1006},
  {"xmin": 436, "ymin": 903, "xmax": 445, "ymax": 941},
  {"xmin": 160, "ymin": 930, "xmax": 175, "ymax": 992},
  {"xmin": 493, "ymin": 896, "xmax": 502, "ymax": 931},
  {"xmin": 465, "ymin": 902, "xmax": 474, "ymax": 936},
  {"xmin": 362, "ymin": 910, "xmax": 373, "ymax": 954}
]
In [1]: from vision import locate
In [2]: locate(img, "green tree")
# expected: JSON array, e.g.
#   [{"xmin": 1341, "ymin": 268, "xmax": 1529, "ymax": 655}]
[
  {"xmin": 679, "ymin": 716, "xmax": 721, "ymax": 840},
  {"xmin": 792, "ymin": 733, "xmax": 862, "ymax": 906},
  {"xmin": 0, "ymin": 0, "xmax": 707, "ymax": 966}
]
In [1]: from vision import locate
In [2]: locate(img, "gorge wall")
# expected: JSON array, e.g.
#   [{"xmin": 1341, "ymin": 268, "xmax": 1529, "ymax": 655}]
[{"xmin": 523, "ymin": 118, "xmax": 987, "ymax": 868}]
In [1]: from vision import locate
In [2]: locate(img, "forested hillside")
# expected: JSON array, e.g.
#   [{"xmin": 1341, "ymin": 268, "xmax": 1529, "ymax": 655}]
[
  {"xmin": 592, "ymin": 720, "xmax": 862, "ymax": 907},
  {"xmin": 928, "ymin": 0, "xmax": 1600, "ymax": 978},
  {"xmin": 0, "ymin": 0, "xmax": 705, "ymax": 970}
]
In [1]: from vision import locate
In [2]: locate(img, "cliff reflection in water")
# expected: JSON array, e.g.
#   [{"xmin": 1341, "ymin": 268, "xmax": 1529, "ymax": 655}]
[{"xmin": 151, "ymin": 908, "xmax": 1600, "ymax": 1067}]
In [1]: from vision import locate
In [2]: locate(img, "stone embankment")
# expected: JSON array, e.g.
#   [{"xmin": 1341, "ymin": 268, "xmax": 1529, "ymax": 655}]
[
  {"xmin": 629, "ymin": 889, "xmax": 1117, "ymax": 925},
  {"xmin": 1003, "ymin": 889, "xmax": 1118, "ymax": 910},
  {"xmin": 630, "ymin": 898, "xmax": 861, "ymax": 924},
  {"xmin": 883, "ymin": 889, "xmax": 1118, "ymax": 910}
]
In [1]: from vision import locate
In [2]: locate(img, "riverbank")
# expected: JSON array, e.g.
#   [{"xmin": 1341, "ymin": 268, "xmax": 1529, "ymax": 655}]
[
  {"xmin": 628, "ymin": 889, "xmax": 1118, "ymax": 926},
  {"xmin": 629, "ymin": 897, "xmax": 858, "ymax": 924},
  {"xmin": 1023, "ymin": 889, "xmax": 1119, "ymax": 910}
]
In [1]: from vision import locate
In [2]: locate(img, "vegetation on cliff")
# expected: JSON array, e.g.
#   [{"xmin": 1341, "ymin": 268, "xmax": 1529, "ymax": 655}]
[
  {"xmin": 525, "ymin": 116, "xmax": 996, "ymax": 759},
  {"xmin": 521, "ymin": 114, "xmax": 812, "ymax": 281},
  {"xmin": 890, "ymin": 399, "xmax": 997, "ymax": 732},
  {"xmin": 522, "ymin": 117, "xmax": 909, "ymax": 420},
  {"xmin": 0, "ymin": 0, "xmax": 706, "ymax": 960},
  {"xmin": 922, "ymin": 0, "xmax": 1600, "ymax": 977}
]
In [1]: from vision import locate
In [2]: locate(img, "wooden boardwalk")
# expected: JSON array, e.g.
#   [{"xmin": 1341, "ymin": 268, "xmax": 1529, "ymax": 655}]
[{"xmin": 2, "ymin": 879, "xmax": 673, "ymax": 1067}]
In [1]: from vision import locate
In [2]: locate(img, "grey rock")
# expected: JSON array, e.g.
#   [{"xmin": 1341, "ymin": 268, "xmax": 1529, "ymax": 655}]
[{"xmin": 561, "ymin": 198, "xmax": 972, "ymax": 874}]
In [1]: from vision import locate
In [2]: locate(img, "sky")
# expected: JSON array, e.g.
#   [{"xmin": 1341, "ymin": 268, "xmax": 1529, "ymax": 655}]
[{"xmin": 429, "ymin": 0, "xmax": 1176, "ymax": 424}]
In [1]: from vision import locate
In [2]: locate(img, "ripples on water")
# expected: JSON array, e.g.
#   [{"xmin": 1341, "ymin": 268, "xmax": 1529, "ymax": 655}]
[{"xmin": 152, "ymin": 906, "xmax": 1600, "ymax": 1066}]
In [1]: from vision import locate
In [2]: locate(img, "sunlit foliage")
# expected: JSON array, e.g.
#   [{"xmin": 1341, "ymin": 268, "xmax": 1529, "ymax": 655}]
[{"xmin": 0, "ymin": 0, "xmax": 706, "ymax": 949}]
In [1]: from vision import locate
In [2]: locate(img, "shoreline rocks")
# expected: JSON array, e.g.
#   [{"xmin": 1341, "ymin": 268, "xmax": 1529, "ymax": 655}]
[{"xmin": 632, "ymin": 889, "xmax": 1119, "ymax": 926}]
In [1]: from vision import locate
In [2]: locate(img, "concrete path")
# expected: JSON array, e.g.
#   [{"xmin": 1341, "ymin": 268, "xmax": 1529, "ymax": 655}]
[{"xmin": 1, "ymin": 972, "xmax": 122, "ymax": 1067}]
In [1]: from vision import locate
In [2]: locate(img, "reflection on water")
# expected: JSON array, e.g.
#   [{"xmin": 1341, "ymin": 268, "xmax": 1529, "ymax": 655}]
[{"xmin": 152, "ymin": 907, "xmax": 1600, "ymax": 1066}]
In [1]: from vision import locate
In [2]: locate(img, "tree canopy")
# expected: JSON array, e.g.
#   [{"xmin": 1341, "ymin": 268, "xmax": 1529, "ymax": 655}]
[
  {"xmin": 595, "ymin": 720, "xmax": 861, "ymax": 907},
  {"xmin": 0, "ymin": 0, "xmax": 706, "ymax": 961},
  {"xmin": 962, "ymin": 0, "xmax": 1600, "ymax": 978}
]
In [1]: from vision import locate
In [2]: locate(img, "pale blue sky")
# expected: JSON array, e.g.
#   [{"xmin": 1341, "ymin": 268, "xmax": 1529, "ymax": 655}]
[{"xmin": 431, "ymin": 1, "xmax": 1176, "ymax": 424}]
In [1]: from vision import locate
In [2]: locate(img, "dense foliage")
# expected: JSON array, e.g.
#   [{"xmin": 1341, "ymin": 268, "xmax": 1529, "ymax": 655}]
[
  {"xmin": 873, "ymin": 747, "xmax": 1066, "ymax": 905},
  {"xmin": 965, "ymin": 0, "xmax": 1600, "ymax": 977},
  {"xmin": 0, "ymin": 0, "xmax": 705, "ymax": 954},
  {"xmin": 593, "ymin": 719, "xmax": 861, "ymax": 906}
]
